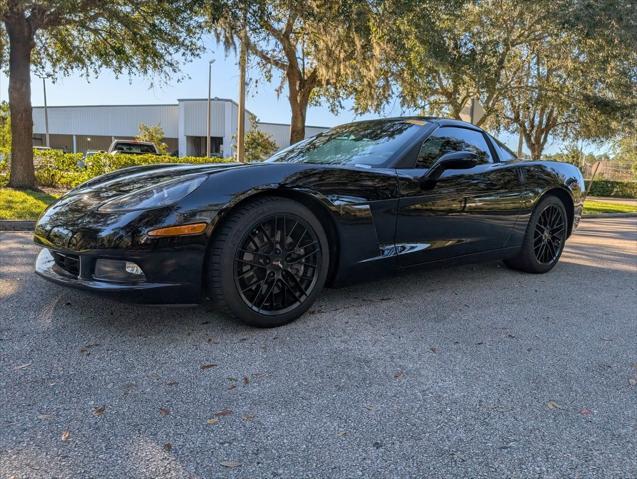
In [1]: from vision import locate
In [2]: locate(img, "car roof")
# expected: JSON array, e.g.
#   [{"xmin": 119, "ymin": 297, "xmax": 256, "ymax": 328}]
[{"xmin": 341, "ymin": 116, "xmax": 484, "ymax": 132}]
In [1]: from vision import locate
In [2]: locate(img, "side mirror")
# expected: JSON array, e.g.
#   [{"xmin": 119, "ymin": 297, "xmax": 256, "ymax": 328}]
[{"xmin": 420, "ymin": 151, "xmax": 479, "ymax": 186}]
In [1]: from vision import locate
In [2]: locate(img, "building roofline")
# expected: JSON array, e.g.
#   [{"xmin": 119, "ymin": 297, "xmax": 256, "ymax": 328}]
[{"xmin": 32, "ymin": 103, "xmax": 178, "ymax": 109}]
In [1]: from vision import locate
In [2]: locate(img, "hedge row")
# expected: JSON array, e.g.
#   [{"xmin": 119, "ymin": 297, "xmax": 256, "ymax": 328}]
[
  {"xmin": 0, "ymin": 149, "xmax": 233, "ymax": 189},
  {"xmin": 585, "ymin": 180, "xmax": 637, "ymax": 199}
]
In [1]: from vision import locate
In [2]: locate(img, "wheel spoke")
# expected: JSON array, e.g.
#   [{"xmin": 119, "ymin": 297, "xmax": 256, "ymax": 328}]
[
  {"xmin": 288, "ymin": 246, "xmax": 319, "ymax": 264},
  {"xmin": 235, "ymin": 258, "xmax": 267, "ymax": 269},
  {"xmin": 282, "ymin": 270, "xmax": 307, "ymax": 300},
  {"xmin": 280, "ymin": 277, "xmax": 303, "ymax": 303}
]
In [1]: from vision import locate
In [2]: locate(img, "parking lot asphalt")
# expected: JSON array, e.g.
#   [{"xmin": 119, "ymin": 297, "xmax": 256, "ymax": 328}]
[{"xmin": 1, "ymin": 217, "xmax": 636, "ymax": 478}]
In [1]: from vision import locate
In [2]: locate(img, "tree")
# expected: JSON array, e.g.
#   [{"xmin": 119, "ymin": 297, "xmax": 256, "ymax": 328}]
[
  {"xmin": 387, "ymin": 1, "xmax": 548, "ymax": 127},
  {"xmin": 500, "ymin": 0, "xmax": 637, "ymax": 158},
  {"xmin": 0, "ymin": 0, "xmax": 204, "ymax": 188},
  {"xmin": 209, "ymin": 0, "xmax": 386, "ymax": 144},
  {"xmin": 136, "ymin": 123, "xmax": 169, "ymax": 155},
  {"xmin": 242, "ymin": 118, "xmax": 277, "ymax": 162},
  {"xmin": 390, "ymin": 0, "xmax": 636, "ymax": 159}
]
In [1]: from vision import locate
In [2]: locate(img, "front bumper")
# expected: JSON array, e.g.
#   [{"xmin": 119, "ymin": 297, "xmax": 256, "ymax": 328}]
[{"xmin": 35, "ymin": 248, "xmax": 202, "ymax": 304}]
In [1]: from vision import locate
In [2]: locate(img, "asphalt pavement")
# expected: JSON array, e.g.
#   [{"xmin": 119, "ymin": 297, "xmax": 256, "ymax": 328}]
[{"xmin": 1, "ymin": 217, "xmax": 636, "ymax": 478}]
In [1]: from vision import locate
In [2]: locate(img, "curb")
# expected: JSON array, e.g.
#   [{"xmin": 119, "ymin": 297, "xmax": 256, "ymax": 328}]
[
  {"xmin": 582, "ymin": 213, "xmax": 637, "ymax": 219},
  {"xmin": 0, "ymin": 220, "xmax": 36, "ymax": 232}
]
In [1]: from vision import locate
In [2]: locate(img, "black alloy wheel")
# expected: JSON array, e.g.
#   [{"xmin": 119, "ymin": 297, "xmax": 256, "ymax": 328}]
[
  {"xmin": 504, "ymin": 195, "xmax": 568, "ymax": 274},
  {"xmin": 533, "ymin": 204, "xmax": 566, "ymax": 264},
  {"xmin": 234, "ymin": 214, "xmax": 321, "ymax": 315},
  {"xmin": 207, "ymin": 197, "xmax": 329, "ymax": 327}
]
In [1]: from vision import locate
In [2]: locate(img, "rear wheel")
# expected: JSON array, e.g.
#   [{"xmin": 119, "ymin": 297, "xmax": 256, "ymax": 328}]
[
  {"xmin": 207, "ymin": 197, "xmax": 329, "ymax": 327},
  {"xmin": 504, "ymin": 195, "xmax": 567, "ymax": 274}
]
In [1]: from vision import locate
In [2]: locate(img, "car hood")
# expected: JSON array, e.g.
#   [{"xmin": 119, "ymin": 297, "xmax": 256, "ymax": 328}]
[
  {"xmin": 35, "ymin": 163, "xmax": 250, "ymax": 248},
  {"xmin": 52, "ymin": 162, "xmax": 250, "ymax": 211}
]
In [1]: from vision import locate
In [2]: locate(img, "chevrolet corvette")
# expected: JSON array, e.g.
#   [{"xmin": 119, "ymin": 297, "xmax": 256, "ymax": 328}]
[{"xmin": 34, "ymin": 118, "xmax": 584, "ymax": 327}]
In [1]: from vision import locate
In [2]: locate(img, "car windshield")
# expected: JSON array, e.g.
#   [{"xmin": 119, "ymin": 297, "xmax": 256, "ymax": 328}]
[{"xmin": 266, "ymin": 119, "xmax": 427, "ymax": 166}]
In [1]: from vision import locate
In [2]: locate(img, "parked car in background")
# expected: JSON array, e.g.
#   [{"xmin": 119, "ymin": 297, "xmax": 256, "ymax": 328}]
[{"xmin": 108, "ymin": 140, "xmax": 159, "ymax": 155}]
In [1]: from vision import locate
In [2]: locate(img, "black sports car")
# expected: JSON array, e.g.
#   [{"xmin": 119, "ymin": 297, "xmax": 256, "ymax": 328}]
[{"xmin": 34, "ymin": 117, "xmax": 584, "ymax": 327}]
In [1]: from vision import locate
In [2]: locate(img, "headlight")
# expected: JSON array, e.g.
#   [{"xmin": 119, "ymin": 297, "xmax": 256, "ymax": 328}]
[{"xmin": 98, "ymin": 176, "xmax": 206, "ymax": 212}]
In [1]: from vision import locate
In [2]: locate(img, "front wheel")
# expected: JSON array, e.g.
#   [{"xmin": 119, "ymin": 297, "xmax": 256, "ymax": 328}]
[
  {"xmin": 207, "ymin": 197, "xmax": 329, "ymax": 327},
  {"xmin": 504, "ymin": 195, "xmax": 568, "ymax": 274}
]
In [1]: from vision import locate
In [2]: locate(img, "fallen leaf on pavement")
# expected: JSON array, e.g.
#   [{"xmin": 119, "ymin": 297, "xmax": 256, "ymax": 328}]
[
  {"xmin": 93, "ymin": 405, "xmax": 106, "ymax": 416},
  {"xmin": 61, "ymin": 431, "xmax": 71, "ymax": 442},
  {"xmin": 200, "ymin": 364, "xmax": 218, "ymax": 370},
  {"xmin": 394, "ymin": 370, "xmax": 405, "ymax": 380},
  {"xmin": 207, "ymin": 418, "xmax": 220, "ymax": 425},
  {"xmin": 220, "ymin": 461, "xmax": 241, "ymax": 469},
  {"xmin": 430, "ymin": 347, "xmax": 438, "ymax": 353},
  {"xmin": 227, "ymin": 384, "xmax": 237, "ymax": 390},
  {"xmin": 214, "ymin": 408, "xmax": 233, "ymax": 417},
  {"xmin": 163, "ymin": 443, "xmax": 172, "ymax": 452},
  {"xmin": 547, "ymin": 400, "xmax": 561, "ymax": 410},
  {"xmin": 579, "ymin": 408, "xmax": 593, "ymax": 416},
  {"xmin": 243, "ymin": 376, "xmax": 250, "ymax": 384},
  {"xmin": 337, "ymin": 431, "xmax": 347, "ymax": 437},
  {"xmin": 14, "ymin": 363, "xmax": 32, "ymax": 370},
  {"xmin": 242, "ymin": 414, "xmax": 255, "ymax": 422},
  {"xmin": 629, "ymin": 378, "xmax": 637, "ymax": 386},
  {"xmin": 159, "ymin": 408, "xmax": 171, "ymax": 416}
]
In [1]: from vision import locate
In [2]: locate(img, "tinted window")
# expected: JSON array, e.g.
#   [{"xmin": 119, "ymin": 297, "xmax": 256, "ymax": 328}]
[
  {"xmin": 266, "ymin": 119, "xmax": 428, "ymax": 167},
  {"xmin": 491, "ymin": 136, "xmax": 517, "ymax": 162},
  {"xmin": 416, "ymin": 127, "xmax": 492, "ymax": 168},
  {"xmin": 113, "ymin": 142, "xmax": 157, "ymax": 154}
]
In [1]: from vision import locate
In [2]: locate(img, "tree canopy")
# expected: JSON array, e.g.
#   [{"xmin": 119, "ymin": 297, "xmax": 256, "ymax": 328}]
[
  {"xmin": 208, "ymin": 0, "xmax": 389, "ymax": 143},
  {"xmin": 1, "ymin": 0, "xmax": 205, "ymax": 188}
]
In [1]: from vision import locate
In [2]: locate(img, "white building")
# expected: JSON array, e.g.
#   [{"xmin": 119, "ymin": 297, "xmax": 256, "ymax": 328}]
[{"xmin": 31, "ymin": 98, "xmax": 329, "ymax": 157}]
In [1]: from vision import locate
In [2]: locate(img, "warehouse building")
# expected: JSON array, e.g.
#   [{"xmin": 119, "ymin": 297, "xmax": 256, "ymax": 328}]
[{"xmin": 31, "ymin": 98, "xmax": 328, "ymax": 157}]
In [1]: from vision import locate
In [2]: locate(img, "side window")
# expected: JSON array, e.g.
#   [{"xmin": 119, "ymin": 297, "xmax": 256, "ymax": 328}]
[
  {"xmin": 416, "ymin": 127, "xmax": 493, "ymax": 168},
  {"xmin": 492, "ymin": 136, "xmax": 517, "ymax": 162}
]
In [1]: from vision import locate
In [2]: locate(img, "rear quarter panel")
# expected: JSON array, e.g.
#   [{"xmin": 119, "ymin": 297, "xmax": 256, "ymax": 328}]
[{"xmin": 517, "ymin": 160, "xmax": 585, "ymax": 235}]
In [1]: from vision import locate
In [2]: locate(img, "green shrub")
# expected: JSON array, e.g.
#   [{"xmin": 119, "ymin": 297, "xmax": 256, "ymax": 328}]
[
  {"xmin": 0, "ymin": 149, "xmax": 234, "ymax": 189},
  {"xmin": 585, "ymin": 180, "xmax": 637, "ymax": 198}
]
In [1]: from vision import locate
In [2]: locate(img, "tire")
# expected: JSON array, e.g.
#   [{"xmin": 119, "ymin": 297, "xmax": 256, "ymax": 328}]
[
  {"xmin": 207, "ymin": 196, "xmax": 329, "ymax": 327},
  {"xmin": 504, "ymin": 195, "xmax": 568, "ymax": 274}
]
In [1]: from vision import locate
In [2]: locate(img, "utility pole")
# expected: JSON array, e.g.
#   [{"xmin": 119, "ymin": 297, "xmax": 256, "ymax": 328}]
[
  {"xmin": 236, "ymin": 22, "xmax": 248, "ymax": 163},
  {"xmin": 206, "ymin": 60, "xmax": 215, "ymax": 158},
  {"xmin": 43, "ymin": 77, "xmax": 50, "ymax": 148}
]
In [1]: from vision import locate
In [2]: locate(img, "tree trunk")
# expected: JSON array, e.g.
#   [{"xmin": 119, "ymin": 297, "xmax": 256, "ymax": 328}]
[
  {"xmin": 289, "ymin": 99, "xmax": 307, "ymax": 145},
  {"xmin": 6, "ymin": 15, "xmax": 36, "ymax": 189},
  {"xmin": 287, "ymin": 69, "xmax": 309, "ymax": 145}
]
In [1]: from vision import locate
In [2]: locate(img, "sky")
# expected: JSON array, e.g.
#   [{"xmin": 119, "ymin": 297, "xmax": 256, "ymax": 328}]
[{"xmin": 0, "ymin": 39, "xmax": 600, "ymax": 155}]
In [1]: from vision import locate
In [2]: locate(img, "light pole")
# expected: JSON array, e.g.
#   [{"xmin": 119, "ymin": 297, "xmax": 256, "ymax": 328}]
[
  {"xmin": 42, "ymin": 77, "xmax": 50, "ymax": 148},
  {"xmin": 206, "ymin": 59, "xmax": 215, "ymax": 158}
]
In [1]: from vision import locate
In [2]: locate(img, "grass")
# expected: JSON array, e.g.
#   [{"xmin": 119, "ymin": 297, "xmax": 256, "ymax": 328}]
[
  {"xmin": 583, "ymin": 199, "xmax": 637, "ymax": 215},
  {"xmin": 0, "ymin": 188, "xmax": 60, "ymax": 220},
  {"xmin": 1, "ymin": 187, "xmax": 635, "ymax": 220}
]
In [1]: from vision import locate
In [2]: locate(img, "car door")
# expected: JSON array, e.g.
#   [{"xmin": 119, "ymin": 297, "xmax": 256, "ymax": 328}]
[{"xmin": 394, "ymin": 125, "xmax": 523, "ymax": 267}]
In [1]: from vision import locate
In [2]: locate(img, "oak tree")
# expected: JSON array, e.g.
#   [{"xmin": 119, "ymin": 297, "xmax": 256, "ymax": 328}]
[{"xmin": 0, "ymin": 0, "xmax": 204, "ymax": 188}]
